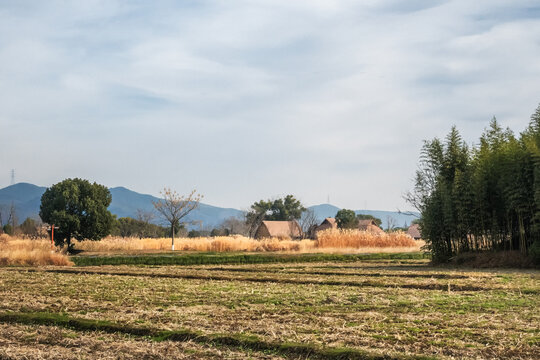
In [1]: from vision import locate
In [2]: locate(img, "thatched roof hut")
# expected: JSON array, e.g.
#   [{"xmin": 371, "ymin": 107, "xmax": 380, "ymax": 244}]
[
  {"xmin": 254, "ymin": 220, "xmax": 302, "ymax": 239},
  {"xmin": 358, "ymin": 219, "xmax": 385, "ymax": 234},
  {"xmin": 407, "ymin": 223, "xmax": 421, "ymax": 240},
  {"xmin": 314, "ymin": 218, "xmax": 337, "ymax": 238}
]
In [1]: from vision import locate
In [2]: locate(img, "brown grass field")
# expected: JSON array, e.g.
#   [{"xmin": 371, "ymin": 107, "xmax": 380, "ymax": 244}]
[
  {"xmin": 1, "ymin": 233, "xmax": 538, "ymax": 359},
  {"xmin": 0, "ymin": 235, "xmax": 73, "ymax": 266},
  {"xmin": 0, "ymin": 259, "xmax": 538, "ymax": 359}
]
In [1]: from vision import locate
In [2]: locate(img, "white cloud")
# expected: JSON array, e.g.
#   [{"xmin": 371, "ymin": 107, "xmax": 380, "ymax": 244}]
[{"xmin": 1, "ymin": 0, "xmax": 540, "ymax": 211}]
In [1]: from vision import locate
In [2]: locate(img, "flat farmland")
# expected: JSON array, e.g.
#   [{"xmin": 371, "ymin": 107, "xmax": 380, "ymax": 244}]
[{"xmin": 0, "ymin": 258, "xmax": 538, "ymax": 359}]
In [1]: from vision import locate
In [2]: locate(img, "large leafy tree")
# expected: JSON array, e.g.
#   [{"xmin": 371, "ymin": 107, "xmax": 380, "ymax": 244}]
[
  {"xmin": 39, "ymin": 178, "xmax": 115, "ymax": 250},
  {"xmin": 335, "ymin": 209, "xmax": 357, "ymax": 229},
  {"xmin": 245, "ymin": 195, "xmax": 306, "ymax": 237}
]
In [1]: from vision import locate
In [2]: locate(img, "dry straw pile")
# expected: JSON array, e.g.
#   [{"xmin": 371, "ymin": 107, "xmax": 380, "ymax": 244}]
[{"xmin": 0, "ymin": 234, "xmax": 74, "ymax": 266}]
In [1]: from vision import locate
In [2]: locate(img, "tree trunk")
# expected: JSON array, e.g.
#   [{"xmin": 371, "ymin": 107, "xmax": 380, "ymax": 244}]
[
  {"xmin": 66, "ymin": 237, "xmax": 74, "ymax": 254},
  {"xmin": 171, "ymin": 222, "xmax": 175, "ymax": 251}
]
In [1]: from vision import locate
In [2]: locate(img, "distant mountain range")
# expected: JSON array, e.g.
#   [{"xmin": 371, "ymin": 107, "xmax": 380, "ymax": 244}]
[
  {"xmin": 0, "ymin": 183, "xmax": 419, "ymax": 229},
  {"xmin": 306, "ymin": 204, "xmax": 418, "ymax": 230}
]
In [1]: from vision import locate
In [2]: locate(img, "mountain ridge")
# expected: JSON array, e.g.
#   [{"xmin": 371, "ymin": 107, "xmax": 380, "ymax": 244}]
[{"xmin": 0, "ymin": 183, "xmax": 418, "ymax": 229}]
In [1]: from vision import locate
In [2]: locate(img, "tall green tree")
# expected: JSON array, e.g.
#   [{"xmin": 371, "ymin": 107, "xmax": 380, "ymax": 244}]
[
  {"xmin": 408, "ymin": 104, "xmax": 540, "ymax": 263},
  {"xmin": 335, "ymin": 209, "xmax": 357, "ymax": 229},
  {"xmin": 19, "ymin": 217, "xmax": 38, "ymax": 237},
  {"xmin": 245, "ymin": 195, "xmax": 305, "ymax": 237},
  {"xmin": 39, "ymin": 178, "xmax": 115, "ymax": 250}
]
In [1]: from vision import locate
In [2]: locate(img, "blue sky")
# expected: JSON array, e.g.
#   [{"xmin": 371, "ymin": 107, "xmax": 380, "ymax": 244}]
[{"xmin": 1, "ymin": 0, "xmax": 540, "ymax": 211}]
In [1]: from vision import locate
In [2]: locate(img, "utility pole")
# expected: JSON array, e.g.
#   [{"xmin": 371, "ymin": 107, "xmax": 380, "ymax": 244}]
[{"xmin": 10, "ymin": 169, "xmax": 15, "ymax": 185}]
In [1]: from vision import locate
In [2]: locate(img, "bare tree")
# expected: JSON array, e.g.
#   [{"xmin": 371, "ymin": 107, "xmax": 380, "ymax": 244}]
[
  {"xmin": 135, "ymin": 208, "xmax": 156, "ymax": 238},
  {"xmin": 136, "ymin": 208, "xmax": 155, "ymax": 224},
  {"xmin": 152, "ymin": 188, "xmax": 203, "ymax": 250},
  {"xmin": 299, "ymin": 209, "xmax": 319, "ymax": 239},
  {"xmin": 386, "ymin": 215, "xmax": 397, "ymax": 232},
  {"xmin": 8, "ymin": 202, "xmax": 18, "ymax": 233},
  {"xmin": 247, "ymin": 211, "xmax": 266, "ymax": 238},
  {"xmin": 221, "ymin": 216, "xmax": 248, "ymax": 236}
]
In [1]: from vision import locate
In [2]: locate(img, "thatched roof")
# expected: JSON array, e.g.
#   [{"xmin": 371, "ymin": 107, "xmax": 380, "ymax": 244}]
[
  {"xmin": 320, "ymin": 218, "xmax": 337, "ymax": 227},
  {"xmin": 255, "ymin": 220, "xmax": 302, "ymax": 239},
  {"xmin": 407, "ymin": 223, "xmax": 421, "ymax": 239},
  {"xmin": 358, "ymin": 219, "xmax": 377, "ymax": 227},
  {"xmin": 314, "ymin": 218, "xmax": 338, "ymax": 239},
  {"xmin": 358, "ymin": 219, "xmax": 384, "ymax": 234}
]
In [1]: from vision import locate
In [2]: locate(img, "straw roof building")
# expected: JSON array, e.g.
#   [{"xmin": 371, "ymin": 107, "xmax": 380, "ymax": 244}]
[
  {"xmin": 254, "ymin": 220, "xmax": 302, "ymax": 239},
  {"xmin": 315, "ymin": 217, "xmax": 384, "ymax": 236},
  {"xmin": 358, "ymin": 219, "xmax": 385, "ymax": 235},
  {"xmin": 314, "ymin": 218, "xmax": 337, "ymax": 238}
]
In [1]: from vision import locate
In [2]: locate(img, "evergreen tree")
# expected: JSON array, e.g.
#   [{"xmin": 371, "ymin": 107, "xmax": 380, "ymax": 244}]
[{"xmin": 39, "ymin": 178, "xmax": 114, "ymax": 250}]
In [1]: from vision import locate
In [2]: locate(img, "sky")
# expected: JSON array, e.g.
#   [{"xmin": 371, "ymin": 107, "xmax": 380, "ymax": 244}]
[{"xmin": 1, "ymin": 0, "xmax": 540, "ymax": 212}]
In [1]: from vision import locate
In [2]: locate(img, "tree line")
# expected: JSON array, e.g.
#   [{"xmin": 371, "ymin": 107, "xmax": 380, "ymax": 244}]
[
  {"xmin": 407, "ymin": 104, "xmax": 540, "ymax": 263},
  {"xmin": 2, "ymin": 186, "xmax": 390, "ymax": 242},
  {"xmin": 4, "ymin": 177, "xmax": 392, "ymax": 251}
]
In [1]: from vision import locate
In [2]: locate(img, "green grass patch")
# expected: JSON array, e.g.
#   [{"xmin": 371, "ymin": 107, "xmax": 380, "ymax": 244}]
[
  {"xmin": 70, "ymin": 252, "xmax": 430, "ymax": 266},
  {"xmin": 0, "ymin": 311, "xmax": 435, "ymax": 360}
]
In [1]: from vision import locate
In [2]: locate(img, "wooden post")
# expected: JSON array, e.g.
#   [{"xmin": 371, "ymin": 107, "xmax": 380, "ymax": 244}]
[{"xmin": 49, "ymin": 225, "xmax": 59, "ymax": 251}]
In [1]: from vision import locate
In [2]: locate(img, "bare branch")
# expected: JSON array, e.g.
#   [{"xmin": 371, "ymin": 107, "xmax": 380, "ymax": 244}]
[{"xmin": 152, "ymin": 188, "xmax": 203, "ymax": 250}]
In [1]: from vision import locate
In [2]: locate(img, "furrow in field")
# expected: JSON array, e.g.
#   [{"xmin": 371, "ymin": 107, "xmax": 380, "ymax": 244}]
[
  {"xmin": 19, "ymin": 268, "xmax": 495, "ymax": 292},
  {"xmin": 0, "ymin": 312, "xmax": 433, "ymax": 360},
  {"xmin": 196, "ymin": 267, "xmax": 471, "ymax": 279}
]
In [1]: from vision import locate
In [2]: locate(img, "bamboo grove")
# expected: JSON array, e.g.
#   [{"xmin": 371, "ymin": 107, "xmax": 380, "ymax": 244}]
[{"xmin": 407, "ymin": 104, "xmax": 540, "ymax": 262}]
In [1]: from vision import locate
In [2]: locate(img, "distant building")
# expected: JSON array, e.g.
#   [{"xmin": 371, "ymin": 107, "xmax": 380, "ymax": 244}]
[
  {"xmin": 314, "ymin": 218, "xmax": 338, "ymax": 238},
  {"xmin": 254, "ymin": 220, "xmax": 302, "ymax": 239},
  {"xmin": 315, "ymin": 217, "xmax": 385, "ymax": 236},
  {"xmin": 407, "ymin": 223, "xmax": 421, "ymax": 240},
  {"xmin": 358, "ymin": 219, "xmax": 385, "ymax": 235}
]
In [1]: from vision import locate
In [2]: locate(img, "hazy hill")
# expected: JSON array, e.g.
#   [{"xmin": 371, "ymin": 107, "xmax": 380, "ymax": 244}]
[
  {"xmin": 308, "ymin": 204, "xmax": 419, "ymax": 230},
  {"xmin": 108, "ymin": 186, "xmax": 244, "ymax": 228},
  {"xmin": 0, "ymin": 183, "xmax": 46, "ymax": 222},
  {"xmin": 0, "ymin": 183, "xmax": 418, "ymax": 230},
  {"xmin": 0, "ymin": 183, "xmax": 243, "ymax": 228}
]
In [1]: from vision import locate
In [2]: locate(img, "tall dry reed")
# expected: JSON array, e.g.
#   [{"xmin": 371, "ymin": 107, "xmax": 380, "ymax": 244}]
[
  {"xmin": 74, "ymin": 235, "xmax": 316, "ymax": 253},
  {"xmin": 74, "ymin": 230, "xmax": 420, "ymax": 254},
  {"xmin": 316, "ymin": 229, "xmax": 417, "ymax": 248},
  {"xmin": 0, "ymin": 234, "xmax": 74, "ymax": 266}
]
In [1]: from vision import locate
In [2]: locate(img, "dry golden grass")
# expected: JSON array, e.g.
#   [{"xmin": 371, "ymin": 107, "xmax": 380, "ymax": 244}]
[
  {"xmin": 74, "ymin": 235, "xmax": 316, "ymax": 253},
  {"xmin": 0, "ymin": 323, "xmax": 278, "ymax": 360},
  {"xmin": 0, "ymin": 235, "xmax": 73, "ymax": 266},
  {"xmin": 1, "ymin": 261, "xmax": 537, "ymax": 359},
  {"xmin": 0, "ymin": 230, "xmax": 420, "ymax": 265},
  {"xmin": 316, "ymin": 228, "xmax": 417, "ymax": 248},
  {"xmin": 73, "ymin": 229, "xmax": 421, "ymax": 254}
]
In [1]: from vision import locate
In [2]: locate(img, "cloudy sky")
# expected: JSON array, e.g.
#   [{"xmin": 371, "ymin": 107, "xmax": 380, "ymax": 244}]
[{"xmin": 1, "ymin": 0, "xmax": 540, "ymax": 211}]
